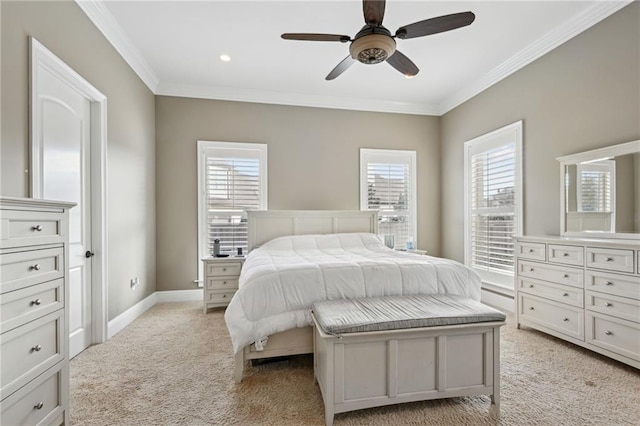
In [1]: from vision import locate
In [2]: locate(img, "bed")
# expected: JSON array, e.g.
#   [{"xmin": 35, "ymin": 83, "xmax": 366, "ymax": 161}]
[{"xmin": 225, "ymin": 210, "xmax": 482, "ymax": 382}]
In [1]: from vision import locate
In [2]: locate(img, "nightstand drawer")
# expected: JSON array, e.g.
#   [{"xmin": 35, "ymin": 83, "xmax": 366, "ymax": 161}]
[
  {"xmin": 586, "ymin": 312, "xmax": 639, "ymax": 361},
  {"xmin": 519, "ymin": 293, "xmax": 583, "ymax": 340},
  {"xmin": 586, "ymin": 291, "xmax": 640, "ymax": 323},
  {"xmin": 518, "ymin": 277, "xmax": 583, "ymax": 307},
  {"xmin": 206, "ymin": 263, "xmax": 241, "ymax": 277},
  {"xmin": 586, "ymin": 247, "xmax": 635, "ymax": 274},
  {"xmin": 1, "ymin": 311, "xmax": 65, "ymax": 399},
  {"xmin": 0, "ymin": 279, "xmax": 64, "ymax": 334},
  {"xmin": 206, "ymin": 277, "xmax": 239, "ymax": 291},
  {"xmin": 0, "ymin": 363, "xmax": 65, "ymax": 426},
  {"xmin": 0, "ymin": 210, "xmax": 65, "ymax": 249},
  {"xmin": 518, "ymin": 260, "xmax": 583, "ymax": 288},
  {"xmin": 548, "ymin": 244, "xmax": 584, "ymax": 266},
  {"xmin": 517, "ymin": 241, "xmax": 546, "ymax": 261},
  {"xmin": 206, "ymin": 291, "xmax": 236, "ymax": 305},
  {"xmin": 0, "ymin": 248, "xmax": 64, "ymax": 294}
]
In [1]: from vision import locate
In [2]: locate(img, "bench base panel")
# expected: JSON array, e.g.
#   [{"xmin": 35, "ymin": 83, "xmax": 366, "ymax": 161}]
[{"xmin": 313, "ymin": 319, "xmax": 504, "ymax": 426}]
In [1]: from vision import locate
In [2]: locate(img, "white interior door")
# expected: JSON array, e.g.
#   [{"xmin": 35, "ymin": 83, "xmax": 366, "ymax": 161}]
[{"xmin": 36, "ymin": 67, "xmax": 93, "ymax": 359}]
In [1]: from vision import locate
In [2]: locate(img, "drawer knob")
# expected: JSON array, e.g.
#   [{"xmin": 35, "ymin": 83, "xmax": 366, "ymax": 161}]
[
  {"xmin": 223, "ymin": 294, "xmax": 227, "ymax": 298},
  {"xmin": 32, "ymin": 345, "xmax": 42, "ymax": 352},
  {"xmin": 605, "ymin": 330, "xmax": 613, "ymax": 336},
  {"xmin": 529, "ymin": 268, "xmax": 534, "ymax": 272},
  {"xmin": 606, "ymin": 257, "xmax": 614, "ymax": 262},
  {"xmin": 605, "ymin": 281, "xmax": 613, "ymax": 286},
  {"xmin": 563, "ymin": 318, "xmax": 569, "ymax": 322},
  {"xmin": 563, "ymin": 293, "xmax": 569, "ymax": 297},
  {"xmin": 529, "ymin": 284, "xmax": 534, "ymax": 288},
  {"xmin": 31, "ymin": 299, "xmax": 42, "ymax": 306},
  {"xmin": 32, "ymin": 225, "xmax": 43, "ymax": 232},
  {"xmin": 563, "ymin": 253, "xmax": 569, "ymax": 257},
  {"xmin": 563, "ymin": 274, "xmax": 569, "ymax": 278},
  {"xmin": 30, "ymin": 264, "xmax": 41, "ymax": 271},
  {"xmin": 34, "ymin": 402, "xmax": 44, "ymax": 410},
  {"xmin": 222, "ymin": 268, "xmax": 227, "ymax": 272},
  {"xmin": 605, "ymin": 302, "xmax": 613, "ymax": 307},
  {"xmin": 528, "ymin": 249, "xmax": 534, "ymax": 253},
  {"xmin": 529, "ymin": 307, "xmax": 534, "ymax": 311}
]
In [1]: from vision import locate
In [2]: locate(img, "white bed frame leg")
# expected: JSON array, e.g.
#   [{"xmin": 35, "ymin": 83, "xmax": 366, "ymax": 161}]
[
  {"xmin": 234, "ymin": 350, "xmax": 245, "ymax": 383},
  {"xmin": 491, "ymin": 326, "xmax": 501, "ymax": 413}
]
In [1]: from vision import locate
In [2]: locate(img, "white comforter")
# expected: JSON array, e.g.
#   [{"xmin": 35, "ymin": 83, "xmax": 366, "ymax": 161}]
[{"xmin": 224, "ymin": 233, "xmax": 481, "ymax": 354}]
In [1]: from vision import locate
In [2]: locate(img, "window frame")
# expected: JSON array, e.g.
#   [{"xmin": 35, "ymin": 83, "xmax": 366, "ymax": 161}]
[
  {"xmin": 197, "ymin": 140, "xmax": 268, "ymax": 283},
  {"xmin": 463, "ymin": 121, "xmax": 523, "ymax": 295},
  {"xmin": 360, "ymin": 148, "xmax": 417, "ymax": 248}
]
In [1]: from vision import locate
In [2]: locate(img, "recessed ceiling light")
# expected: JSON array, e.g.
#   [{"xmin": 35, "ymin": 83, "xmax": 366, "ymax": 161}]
[{"xmin": 220, "ymin": 54, "xmax": 231, "ymax": 62}]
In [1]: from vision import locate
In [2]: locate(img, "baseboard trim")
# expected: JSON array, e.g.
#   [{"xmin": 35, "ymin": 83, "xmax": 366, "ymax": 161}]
[
  {"xmin": 107, "ymin": 292, "xmax": 157, "ymax": 339},
  {"xmin": 481, "ymin": 288, "xmax": 515, "ymax": 313},
  {"xmin": 156, "ymin": 289, "xmax": 203, "ymax": 302}
]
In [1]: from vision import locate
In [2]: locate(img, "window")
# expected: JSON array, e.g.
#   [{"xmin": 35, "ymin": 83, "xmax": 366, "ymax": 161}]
[
  {"xmin": 464, "ymin": 121, "xmax": 522, "ymax": 292},
  {"xmin": 197, "ymin": 141, "xmax": 267, "ymax": 279},
  {"xmin": 360, "ymin": 149, "xmax": 417, "ymax": 249},
  {"xmin": 577, "ymin": 161, "xmax": 615, "ymax": 213}
]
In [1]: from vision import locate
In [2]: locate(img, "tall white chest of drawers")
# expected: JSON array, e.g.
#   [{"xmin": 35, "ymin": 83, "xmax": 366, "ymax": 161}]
[
  {"xmin": 0, "ymin": 198, "xmax": 74, "ymax": 425},
  {"xmin": 515, "ymin": 236, "xmax": 639, "ymax": 369}
]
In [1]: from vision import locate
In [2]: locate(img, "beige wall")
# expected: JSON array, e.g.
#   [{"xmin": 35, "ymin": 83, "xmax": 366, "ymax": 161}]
[
  {"xmin": 0, "ymin": 0, "xmax": 156, "ymax": 320},
  {"xmin": 440, "ymin": 3, "xmax": 640, "ymax": 262},
  {"xmin": 156, "ymin": 97, "xmax": 439, "ymax": 291}
]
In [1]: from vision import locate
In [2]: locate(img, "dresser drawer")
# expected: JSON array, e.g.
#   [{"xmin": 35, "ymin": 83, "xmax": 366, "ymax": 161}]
[
  {"xmin": 586, "ymin": 312, "xmax": 640, "ymax": 362},
  {"xmin": 0, "ymin": 279, "xmax": 64, "ymax": 334},
  {"xmin": 206, "ymin": 262, "xmax": 241, "ymax": 277},
  {"xmin": 518, "ymin": 293, "xmax": 584, "ymax": 340},
  {"xmin": 206, "ymin": 277, "xmax": 239, "ymax": 291},
  {"xmin": 0, "ymin": 210, "xmax": 65, "ymax": 249},
  {"xmin": 548, "ymin": 244, "xmax": 584, "ymax": 266},
  {"xmin": 0, "ymin": 363, "xmax": 65, "ymax": 426},
  {"xmin": 517, "ymin": 241, "xmax": 546, "ymax": 261},
  {"xmin": 585, "ymin": 270, "xmax": 640, "ymax": 300},
  {"xmin": 0, "ymin": 311, "xmax": 64, "ymax": 400},
  {"xmin": 518, "ymin": 260, "xmax": 583, "ymax": 288},
  {"xmin": 206, "ymin": 291, "xmax": 236, "ymax": 305},
  {"xmin": 0, "ymin": 248, "xmax": 64, "ymax": 294},
  {"xmin": 518, "ymin": 277, "xmax": 583, "ymax": 307},
  {"xmin": 586, "ymin": 291, "xmax": 640, "ymax": 323},
  {"xmin": 586, "ymin": 247, "xmax": 635, "ymax": 274}
]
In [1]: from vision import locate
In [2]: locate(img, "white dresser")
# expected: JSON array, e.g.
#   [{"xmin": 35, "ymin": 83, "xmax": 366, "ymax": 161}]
[
  {"xmin": 0, "ymin": 197, "xmax": 74, "ymax": 425},
  {"xmin": 515, "ymin": 236, "xmax": 639, "ymax": 369},
  {"xmin": 202, "ymin": 257, "xmax": 244, "ymax": 313}
]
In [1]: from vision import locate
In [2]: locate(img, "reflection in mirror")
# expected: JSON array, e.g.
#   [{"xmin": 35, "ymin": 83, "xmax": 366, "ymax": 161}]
[{"xmin": 558, "ymin": 140, "xmax": 640, "ymax": 239}]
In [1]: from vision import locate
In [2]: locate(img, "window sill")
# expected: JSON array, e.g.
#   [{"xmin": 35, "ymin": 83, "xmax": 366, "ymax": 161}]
[{"xmin": 481, "ymin": 280, "xmax": 514, "ymax": 298}]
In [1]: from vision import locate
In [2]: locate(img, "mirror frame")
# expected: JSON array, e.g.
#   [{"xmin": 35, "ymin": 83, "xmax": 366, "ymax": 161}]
[{"xmin": 557, "ymin": 139, "xmax": 640, "ymax": 240}]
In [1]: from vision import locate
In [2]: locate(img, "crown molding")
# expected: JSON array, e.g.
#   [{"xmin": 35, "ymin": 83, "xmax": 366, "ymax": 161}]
[
  {"xmin": 75, "ymin": 0, "xmax": 159, "ymax": 92},
  {"xmin": 437, "ymin": 0, "xmax": 632, "ymax": 115},
  {"xmin": 156, "ymin": 82, "xmax": 440, "ymax": 116}
]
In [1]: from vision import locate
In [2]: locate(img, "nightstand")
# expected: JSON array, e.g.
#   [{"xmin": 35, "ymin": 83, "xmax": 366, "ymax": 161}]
[{"xmin": 202, "ymin": 257, "xmax": 244, "ymax": 313}]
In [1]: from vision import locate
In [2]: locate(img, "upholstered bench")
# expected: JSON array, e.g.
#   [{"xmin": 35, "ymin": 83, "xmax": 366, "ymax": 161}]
[{"xmin": 311, "ymin": 294, "xmax": 506, "ymax": 426}]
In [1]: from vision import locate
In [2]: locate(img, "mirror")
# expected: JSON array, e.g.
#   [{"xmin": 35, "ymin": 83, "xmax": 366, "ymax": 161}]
[{"xmin": 558, "ymin": 140, "xmax": 640, "ymax": 240}]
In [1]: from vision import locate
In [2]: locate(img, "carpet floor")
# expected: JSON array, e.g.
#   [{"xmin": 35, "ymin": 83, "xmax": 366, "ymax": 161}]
[{"xmin": 70, "ymin": 302, "xmax": 639, "ymax": 425}]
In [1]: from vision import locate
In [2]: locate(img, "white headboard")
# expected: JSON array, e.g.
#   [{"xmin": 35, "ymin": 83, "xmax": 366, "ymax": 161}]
[{"xmin": 247, "ymin": 210, "xmax": 378, "ymax": 250}]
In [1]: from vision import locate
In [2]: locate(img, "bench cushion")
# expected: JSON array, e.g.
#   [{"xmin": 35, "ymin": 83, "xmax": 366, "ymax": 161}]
[{"xmin": 312, "ymin": 294, "xmax": 506, "ymax": 335}]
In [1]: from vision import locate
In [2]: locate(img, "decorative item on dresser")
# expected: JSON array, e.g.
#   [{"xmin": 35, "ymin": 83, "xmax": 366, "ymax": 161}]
[
  {"xmin": 0, "ymin": 197, "xmax": 75, "ymax": 425},
  {"xmin": 515, "ymin": 236, "xmax": 639, "ymax": 369},
  {"xmin": 202, "ymin": 257, "xmax": 244, "ymax": 313}
]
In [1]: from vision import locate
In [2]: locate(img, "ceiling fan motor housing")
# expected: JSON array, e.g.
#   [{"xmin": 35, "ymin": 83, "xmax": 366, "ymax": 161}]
[{"xmin": 349, "ymin": 33, "xmax": 396, "ymax": 64}]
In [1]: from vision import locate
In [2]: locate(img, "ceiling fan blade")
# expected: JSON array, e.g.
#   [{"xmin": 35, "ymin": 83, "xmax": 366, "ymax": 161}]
[
  {"xmin": 396, "ymin": 12, "xmax": 475, "ymax": 39},
  {"xmin": 386, "ymin": 50, "xmax": 419, "ymax": 77},
  {"xmin": 281, "ymin": 33, "xmax": 351, "ymax": 43},
  {"xmin": 363, "ymin": 0, "xmax": 386, "ymax": 26},
  {"xmin": 326, "ymin": 55, "xmax": 356, "ymax": 80}
]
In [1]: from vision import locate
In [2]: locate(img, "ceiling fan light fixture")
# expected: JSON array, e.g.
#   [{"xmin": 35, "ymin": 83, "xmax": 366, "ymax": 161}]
[{"xmin": 349, "ymin": 34, "xmax": 396, "ymax": 64}]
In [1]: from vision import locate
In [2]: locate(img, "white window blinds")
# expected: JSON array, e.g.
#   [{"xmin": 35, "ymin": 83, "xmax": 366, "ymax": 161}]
[
  {"xmin": 360, "ymin": 149, "xmax": 416, "ymax": 249},
  {"xmin": 198, "ymin": 142, "xmax": 267, "ymax": 260},
  {"xmin": 469, "ymin": 144, "xmax": 516, "ymax": 274},
  {"xmin": 577, "ymin": 162, "xmax": 614, "ymax": 212},
  {"xmin": 464, "ymin": 121, "xmax": 522, "ymax": 290}
]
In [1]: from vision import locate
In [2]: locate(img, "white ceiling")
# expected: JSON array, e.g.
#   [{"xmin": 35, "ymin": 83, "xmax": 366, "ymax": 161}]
[{"xmin": 80, "ymin": 1, "xmax": 630, "ymax": 115}]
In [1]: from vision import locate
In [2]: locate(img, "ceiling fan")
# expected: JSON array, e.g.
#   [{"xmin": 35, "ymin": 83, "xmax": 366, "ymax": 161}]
[{"xmin": 281, "ymin": 0, "xmax": 475, "ymax": 80}]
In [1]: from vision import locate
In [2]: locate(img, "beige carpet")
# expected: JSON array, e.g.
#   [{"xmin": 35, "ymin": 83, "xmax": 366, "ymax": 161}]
[{"xmin": 70, "ymin": 302, "xmax": 639, "ymax": 425}]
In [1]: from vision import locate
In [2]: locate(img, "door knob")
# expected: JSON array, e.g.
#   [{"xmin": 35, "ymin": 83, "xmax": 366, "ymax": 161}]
[{"xmin": 85, "ymin": 250, "xmax": 95, "ymax": 258}]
